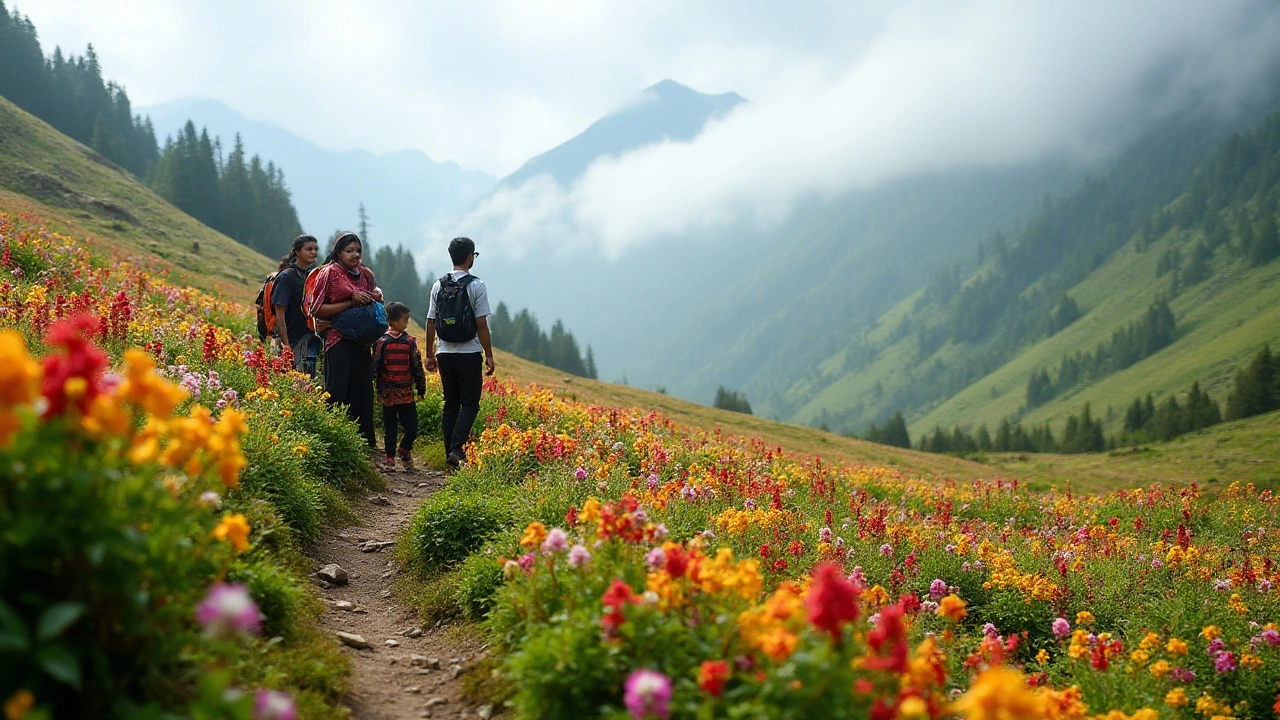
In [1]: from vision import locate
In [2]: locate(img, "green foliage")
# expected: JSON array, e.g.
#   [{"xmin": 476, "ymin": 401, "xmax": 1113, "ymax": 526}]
[
  {"xmin": 862, "ymin": 411, "xmax": 911, "ymax": 448},
  {"xmin": 1226, "ymin": 343, "xmax": 1279, "ymax": 421},
  {"xmin": 489, "ymin": 302, "xmax": 598, "ymax": 379},
  {"xmin": 227, "ymin": 559, "xmax": 309, "ymax": 640},
  {"xmin": 456, "ymin": 553, "xmax": 505, "ymax": 621},
  {"xmin": 276, "ymin": 390, "xmax": 378, "ymax": 493},
  {"xmin": 409, "ymin": 490, "xmax": 512, "ymax": 573},
  {"xmin": 713, "ymin": 386, "xmax": 752, "ymax": 415}
]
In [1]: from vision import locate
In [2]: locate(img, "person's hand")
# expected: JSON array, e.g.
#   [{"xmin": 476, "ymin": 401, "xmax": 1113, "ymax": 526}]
[
  {"xmin": 425, "ymin": 355, "xmax": 438, "ymax": 373},
  {"xmin": 350, "ymin": 291, "xmax": 371, "ymax": 306},
  {"xmin": 485, "ymin": 354, "xmax": 495, "ymax": 377}
]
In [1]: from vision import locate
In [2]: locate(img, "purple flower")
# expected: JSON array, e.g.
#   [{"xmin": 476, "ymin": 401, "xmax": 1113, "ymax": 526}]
[
  {"xmin": 652, "ymin": 524, "xmax": 668, "ymax": 541},
  {"xmin": 1171, "ymin": 667, "xmax": 1195, "ymax": 683},
  {"xmin": 195, "ymin": 583, "xmax": 261, "ymax": 639},
  {"xmin": 646, "ymin": 473, "xmax": 660, "ymax": 491},
  {"xmin": 848, "ymin": 566, "xmax": 867, "ymax": 587},
  {"xmin": 518, "ymin": 552, "xmax": 536, "ymax": 572},
  {"xmin": 253, "ymin": 690, "xmax": 297, "ymax": 720},
  {"xmin": 568, "ymin": 544, "xmax": 591, "ymax": 568},
  {"xmin": 1206, "ymin": 638, "xmax": 1226, "ymax": 655},
  {"xmin": 929, "ymin": 579, "xmax": 948, "ymax": 601},
  {"xmin": 623, "ymin": 669, "xmax": 672, "ymax": 719},
  {"xmin": 645, "ymin": 547, "xmax": 667, "ymax": 571},
  {"xmin": 961, "ymin": 562, "xmax": 972, "ymax": 572},
  {"xmin": 744, "ymin": 498, "xmax": 756, "ymax": 511},
  {"xmin": 945, "ymin": 544, "xmax": 957, "ymax": 553},
  {"xmin": 1151, "ymin": 558, "xmax": 1164, "ymax": 568},
  {"xmin": 542, "ymin": 528, "xmax": 569, "ymax": 554},
  {"xmin": 982, "ymin": 623, "xmax": 1000, "ymax": 640},
  {"xmin": 879, "ymin": 544, "xmax": 893, "ymax": 556},
  {"xmin": 1052, "ymin": 617, "xmax": 1071, "ymax": 638},
  {"xmin": 1213, "ymin": 578, "xmax": 1232, "ymax": 592},
  {"xmin": 921, "ymin": 601, "xmax": 939, "ymax": 614},
  {"xmin": 223, "ymin": 389, "xmax": 239, "ymax": 402},
  {"xmin": 574, "ymin": 467, "xmax": 589, "ymax": 481},
  {"xmin": 1260, "ymin": 579, "xmax": 1274, "ymax": 592},
  {"xmin": 1214, "ymin": 651, "xmax": 1237, "ymax": 674},
  {"xmin": 818, "ymin": 527, "xmax": 832, "ymax": 544}
]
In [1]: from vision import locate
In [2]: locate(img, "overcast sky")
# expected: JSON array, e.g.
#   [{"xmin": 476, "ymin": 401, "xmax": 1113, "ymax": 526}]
[{"xmin": 20, "ymin": 0, "xmax": 893, "ymax": 176}]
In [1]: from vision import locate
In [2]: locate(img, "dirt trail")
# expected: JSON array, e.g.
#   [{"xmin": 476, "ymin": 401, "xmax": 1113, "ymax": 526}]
[{"xmin": 311, "ymin": 465, "xmax": 488, "ymax": 719}]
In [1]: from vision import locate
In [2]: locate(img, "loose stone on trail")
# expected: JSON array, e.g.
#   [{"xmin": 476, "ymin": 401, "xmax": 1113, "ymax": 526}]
[
  {"xmin": 316, "ymin": 563, "xmax": 348, "ymax": 585},
  {"xmin": 368, "ymin": 494, "xmax": 392, "ymax": 506},
  {"xmin": 336, "ymin": 631, "xmax": 371, "ymax": 649},
  {"xmin": 360, "ymin": 540, "xmax": 394, "ymax": 552}
]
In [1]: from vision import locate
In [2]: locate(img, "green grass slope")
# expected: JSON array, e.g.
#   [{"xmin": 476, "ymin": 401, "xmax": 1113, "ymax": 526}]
[
  {"xmin": 914, "ymin": 224, "xmax": 1280, "ymax": 436},
  {"xmin": 0, "ymin": 95, "xmax": 274, "ymax": 300}
]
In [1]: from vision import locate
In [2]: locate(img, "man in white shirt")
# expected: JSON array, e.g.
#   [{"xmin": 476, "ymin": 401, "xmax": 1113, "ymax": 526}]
[{"xmin": 424, "ymin": 236, "xmax": 495, "ymax": 468}]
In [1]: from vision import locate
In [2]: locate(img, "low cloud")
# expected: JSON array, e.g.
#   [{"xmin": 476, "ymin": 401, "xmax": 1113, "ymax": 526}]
[{"xmin": 455, "ymin": 0, "xmax": 1280, "ymax": 260}]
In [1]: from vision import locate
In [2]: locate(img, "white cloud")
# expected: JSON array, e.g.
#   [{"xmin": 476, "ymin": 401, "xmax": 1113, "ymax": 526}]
[{"xmin": 455, "ymin": 0, "xmax": 1280, "ymax": 259}]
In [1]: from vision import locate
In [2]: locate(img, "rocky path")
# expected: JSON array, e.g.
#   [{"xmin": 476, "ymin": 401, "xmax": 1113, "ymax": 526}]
[{"xmin": 311, "ymin": 465, "xmax": 490, "ymax": 719}]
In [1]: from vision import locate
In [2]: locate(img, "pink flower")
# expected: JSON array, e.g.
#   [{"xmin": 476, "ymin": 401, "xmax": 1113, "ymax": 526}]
[
  {"xmin": 624, "ymin": 669, "xmax": 672, "ymax": 719},
  {"xmin": 744, "ymin": 498, "xmax": 756, "ymax": 511},
  {"xmin": 1214, "ymin": 651, "xmax": 1237, "ymax": 674},
  {"xmin": 982, "ymin": 623, "xmax": 1000, "ymax": 640},
  {"xmin": 253, "ymin": 690, "xmax": 297, "ymax": 720},
  {"xmin": 568, "ymin": 544, "xmax": 591, "ymax": 568},
  {"xmin": 1052, "ymin": 617, "xmax": 1071, "ymax": 638},
  {"xmin": 541, "ymin": 528, "xmax": 569, "ymax": 554},
  {"xmin": 879, "ymin": 544, "xmax": 893, "ymax": 556},
  {"xmin": 646, "ymin": 473, "xmax": 660, "ymax": 491},
  {"xmin": 645, "ymin": 547, "xmax": 667, "ymax": 571},
  {"xmin": 929, "ymin": 579, "xmax": 948, "ymax": 601},
  {"xmin": 1262, "ymin": 629, "xmax": 1280, "ymax": 646},
  {"xmin": 195, "ymin": 583, "xmax": 261, "ymax": 639},
  {"xmin": 818, "ymin": 527, "xmax": 832, "ymax": 544},
  {"xmin": 574, "ymin": 467, "xmax": 589, "ymax": 481},
  {"xmin": 518, "ymin": 552, "xmax": 536, "ymax": 572},
  {"xmin": 1171, "ymin": 667, "xmax": 1195, "ymax": 683}
]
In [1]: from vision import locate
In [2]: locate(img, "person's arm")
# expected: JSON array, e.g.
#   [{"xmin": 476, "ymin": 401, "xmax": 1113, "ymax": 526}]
[
  {"xmin": 411, "ymin": 340, "xmax": 427, "ymax": 397},
  {"xmin": 423, "ymin": 320, "xmax": 438, "ymax": 373},
  {"xmin": 476, "ymin": 316, "xmax": 495, "ymax": 376},
  {"xmin": 317, "ymin": 298, "xmax": 355, "ymax": 318},
  {"xmin": 273, "ymin": 305, "xmax": 290, "ymax": 348}
]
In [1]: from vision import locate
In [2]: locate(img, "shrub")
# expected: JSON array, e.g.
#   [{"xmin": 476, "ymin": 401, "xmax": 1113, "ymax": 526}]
[
  {"xmin": 456, "ymin": 553, "xmax": 505, "ymax": 621},
  {"xmin": 409, "ymin": 490, "xmax": 511, "ymax": 573},
  {"xmin": 238, "ymin": 432, "xmax": 324, "ymax": 545}
]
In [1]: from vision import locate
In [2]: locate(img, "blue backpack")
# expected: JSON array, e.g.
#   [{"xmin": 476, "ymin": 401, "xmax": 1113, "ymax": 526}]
[{"xmin": 332, "ymin": 301, "xmax": 388, "ymax": 346}]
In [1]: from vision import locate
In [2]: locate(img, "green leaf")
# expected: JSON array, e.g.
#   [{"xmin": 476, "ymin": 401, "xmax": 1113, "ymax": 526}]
[
  {"xmin": 0, "ymin": 599, "xmax": 29, "ymax": 651},
  {"xmin": 36, "ymin": 602, "xmax": 86, "ymax": 641},
  {"xmin": 37, "ymin": 645, "xmax": 81, "ymax": 688}
]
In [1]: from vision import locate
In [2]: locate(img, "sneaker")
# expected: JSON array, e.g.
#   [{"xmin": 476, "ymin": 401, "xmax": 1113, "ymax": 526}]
[
  {"xmin": 398, "ymin": 450, "xmax": 415, "ymax": 473},
  {"xmin": 446, "ymin": 450, "xmax": 465, "ymax": 469},
  {"xmin": 381, "ymin": 456, "xmax": 398, "ymax": 473}
]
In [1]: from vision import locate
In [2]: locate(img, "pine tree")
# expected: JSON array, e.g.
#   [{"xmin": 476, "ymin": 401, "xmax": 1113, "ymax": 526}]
[
  {"xmin": 1226, "ymin": 344, "xmax": 1279, "ymax": 420},
  {"xmin": 1251, "ymin": 204, "xmax": 1279, "ymax": 266}
]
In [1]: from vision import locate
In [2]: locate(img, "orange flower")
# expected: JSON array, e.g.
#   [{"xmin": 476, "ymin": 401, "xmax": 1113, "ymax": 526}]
[
  {"xmin": 937, "ymin": 594, "xmax": 968, "ymax": 622},
  {"xmin": 697, "ymin": 660, "xmax": 730, "ymax": 698},
  {"xmin": 520, "ymin": 521, "xmax": 548, "ymax": 549},
  {"xmin": 952, "ymin": 666, "xmax": 1044, "ymax": 719},
  {"xmin": 213, "ymin": 514, "xmax": 251, "ymax": 552}
]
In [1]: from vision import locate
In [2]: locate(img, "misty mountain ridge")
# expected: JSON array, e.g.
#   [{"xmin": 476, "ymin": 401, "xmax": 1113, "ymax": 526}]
[
  {"xmin": 493, "ymin": 79, "xmax": 746, "ymax": 192},
  {"xmin": 141, "ymin": 97, "xmax": 494, "ymax": 250}
]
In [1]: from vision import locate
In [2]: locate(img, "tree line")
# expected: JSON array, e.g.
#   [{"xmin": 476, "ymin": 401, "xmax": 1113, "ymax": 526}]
[
  {"xmin": 488, "ymin": 303, "xmax": 597, "ymax": 379},
  {"xmin": 862, "ymin": 343, "xmax": 1280, "ymax": 456},
  {"xmin": 1024, "ymin": 298, "xmax": 1176, "ymax": 409},
  {"xmin": 713, "ymin": 387, "xmax": 753, "ymax": 415},
  {"xmin": 0, "ymin": 2, "xmax": 302, "ymax": 255}
]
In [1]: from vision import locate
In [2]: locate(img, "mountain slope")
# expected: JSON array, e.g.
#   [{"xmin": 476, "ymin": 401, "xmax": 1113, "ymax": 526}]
[
  {"xmin": 0, "ymin": 95, "xmax": 274, "ymax": 300},
  {"xmin": 494, "ymin": 79, "xmax": 745, "ymax": 191},
  {"xmin": 142, "ymin": 98, "xmax": 495, "ymax": 247}
]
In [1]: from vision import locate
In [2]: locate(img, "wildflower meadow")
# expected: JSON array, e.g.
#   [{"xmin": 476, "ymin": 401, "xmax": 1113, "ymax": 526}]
[
  {"xmin": 0, "ymin": 211, "xmax": 378, "ymax": 719},
  {"xmin": 406, "ymin": 380, "xmax": 1280, "ymax": 719}
]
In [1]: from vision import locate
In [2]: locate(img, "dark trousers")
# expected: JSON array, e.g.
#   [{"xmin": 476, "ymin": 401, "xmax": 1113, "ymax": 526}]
[
  {"xmin": 438, "ymin": 352, "xmax": 483, "ymax": 457},
  {"xmin": 383, "ymin": 402, "xmax": 418, "ymax": 457},
  {"xmin": 323, "ymin": 339, "xmax": 376, "ymax": 449}
]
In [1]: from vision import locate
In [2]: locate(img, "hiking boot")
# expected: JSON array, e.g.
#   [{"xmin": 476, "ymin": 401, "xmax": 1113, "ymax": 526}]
[
  {"xmin": 381, "ymin": 456, "xmax": 398, "ymax": 473},
  {"xmin": 446, "ymin": 450, "xmax": 465, "ymax": 469},
  {"xmin": 398, "ymin": 450, "xmax": 415, "ymax": 473}
]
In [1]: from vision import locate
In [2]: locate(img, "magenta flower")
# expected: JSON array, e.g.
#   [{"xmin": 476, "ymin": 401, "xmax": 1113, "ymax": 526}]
[
  {"xmin": 623, "ymin": 668, "xmax": 672, "ymax": 719},
  {"xmin": 1214, "ymin": 651, "xmax": 1237, "ymax": 674},
  {"xmin": 574, "ymin": 467, "xmax": 589, "ymax": 481},
  {"xmin": 818, "ymin": 527, "xmax": 832, "ymax": 544},
  {"xmin": 1262, "ymin": 629, "xmax": 1280, "ymax": 646},
  {"xmin": 518, "ymin": 552, "xmax": 536, "ymax": 572},
  {"xmin": 1206, "ymin": 638, "xmax": 1226, "ymax": 655},
  {"xmin": 744, "ymin": 498, "xmax": 756, "ymax": 511},
  {"xmin": 646, "ymin": 473, "xmax": 660, "ymax": 491},
  {"xmin": 253, "ymin": 690, "xmax": 297, "ymax": 720},
  {"xmin": 568, "ymin": 544, "xmax": 591, "ymax": 568},
  {"xmin": 879, "ymin": 544, "xmax": 893, "ymax": 556},
  {"xmin": 1052, "ymin": 617, "xmax": 1071, "ymax": 638},
  {"xmin": 982, "ymin": 623, "xmax": 1000, "ymax": 640},
  {"xmin": 542, "ymin": 528, "xmax": 569, "ymax": 554},
  {"xmin": 929, "ymin": 579, "xmax": 948, "ymax": 601},
  {"xmin": 1171, "ymin": 667, "xmax": 1195, "ymax": 683},
  {"xmin": 195, "ymin": 583, "xmax": 261, "ymax": 639}
]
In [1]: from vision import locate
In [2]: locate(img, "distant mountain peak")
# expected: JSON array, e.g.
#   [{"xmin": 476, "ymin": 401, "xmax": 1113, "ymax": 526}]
[{"xmin": 494, "ymin": 80, "xmax": 746, "ymax": 191}]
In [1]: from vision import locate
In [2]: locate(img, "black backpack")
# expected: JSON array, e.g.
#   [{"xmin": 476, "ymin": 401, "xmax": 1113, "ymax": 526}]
[{"xmin": 434, "ymin": 273, "xmax": 478, "ymax": 343}]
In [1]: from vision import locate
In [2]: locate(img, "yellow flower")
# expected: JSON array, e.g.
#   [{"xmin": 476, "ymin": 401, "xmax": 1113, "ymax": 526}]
[
  {"xmin": 863, "ymin": 584, "xmax": 889, "ymax": 608},
  {"xmin": 1036, "ymin": 648, "xmax": 1050, "ymax": 665},
  {"xmin": 897, "ymin": 696, "xmax": 928, "ymax": 718},
  {"xmin": 952, "ymin": 666, "xmax": 1044, "ymax": 719},
  {"xmin": 3, "ymin": 690, "xmax": 34, "ymax": 720},
  {"xmin": 1228, "ymin": 593, "xmax": 1248, "ymax": 615},
  {"xmin": 937, "ymin": 594, "xmax": 967, "ymax": 621},
  {"xmin": 1200, "ymin": 625, "xmax": 1222, "ymax": 641},
  {"xmin": 0, "ymin": 331, "xmax": 40, "ymax": 445},
  {"xmin": 1240, "ymin": 653, "xmax": 1263, "ymax": 670},
  {"xmin": 1075, "ymin": 611, "xmax": 1095, "ymax": 626},
  {"xmin": 1149, "ymin": 660, "xmax": 1170, "ymax": 678},
  {"xmin": 580, "ymin": 498, "xmax": 602, "ymax": 524},
  {"xmin": 1165, "ymin": 637, "xmax": 1188, "ymax": 655},
  {"xmin": 213, "ymin": 513, "xmax": 251, "ymax": 552},
  {"xmin": 520, "ymin": 521, "xmax": 548, "ymax": 549},
  {"xmin": 292, "ymin": 444, "xmax": 309, "ymax": 456},
  {"xmin": 1164, "ymin": 688, "xmax": 1188, "ymax": 708}
]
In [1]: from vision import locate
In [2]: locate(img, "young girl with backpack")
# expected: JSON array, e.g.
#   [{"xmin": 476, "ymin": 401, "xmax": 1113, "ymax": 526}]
[
  {"xmin": 373, "ymin": 302, "xmax": 426, "ymax": 471},
  {"xmin": 304, "ymin": 231, "xmax": 383, "ymax": 451},
  {"xmin": 271, "ymin": 235, "xmax": 320, "ymax": 376}
]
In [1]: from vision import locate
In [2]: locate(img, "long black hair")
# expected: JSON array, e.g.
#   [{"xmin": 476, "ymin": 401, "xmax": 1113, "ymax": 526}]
[
  {"xmin": 278, "ymin": 234, "xmax": 318, "ymax": 271},
  {"xmin": 324, "ymin": 231, "xmax": 362, "ymax": 266}
]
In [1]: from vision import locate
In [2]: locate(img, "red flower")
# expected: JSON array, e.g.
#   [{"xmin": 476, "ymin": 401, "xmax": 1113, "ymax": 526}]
[
  {"xmin": 864, "ymin": 602, "xmax": 908, "ymax": 673},
  {"xmin": 665, "ymin": 545, "xmax": 689, "ymax": 579},
  {"xmin": 601, "ymin": 579, "xmax": 638, "ymax": 636},
  {"xmin": 40, "ymin": 314, "xmax": 107, "ymax": 418},
  {"xmin": 565, "ymin": 505, "xmax": 578, "ymax": 527},
  {"xmin": 897, "ymin": 593, "xmax": 921, "ymax": 614},
  {"xmin": 806, "ymin": 562, "xmax": 859, "ymax": 639},
  {"xmin": 697, "ymin": 660, "xmax": 730, "ymax": 698}
]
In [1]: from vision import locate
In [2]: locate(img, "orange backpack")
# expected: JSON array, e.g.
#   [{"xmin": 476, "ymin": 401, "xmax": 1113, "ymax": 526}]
[{"xmin": 302, "ymin": 263, "xmax": 327, "ymax": 332}]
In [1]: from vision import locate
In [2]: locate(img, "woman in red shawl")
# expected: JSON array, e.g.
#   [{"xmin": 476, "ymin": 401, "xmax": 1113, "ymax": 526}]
[{"xmin": 307, "ymin": 231, "xmax": 382, "ymax": 449}]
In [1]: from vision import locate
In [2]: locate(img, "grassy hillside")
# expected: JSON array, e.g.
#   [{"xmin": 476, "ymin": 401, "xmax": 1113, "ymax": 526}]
[
  {"xmin": 914, "ymin": 222, "xmax": 1280, "ymax": 436},
  {"xmin": 0, "ymin": 95, "xmax": 274, "ymax": 301}
]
